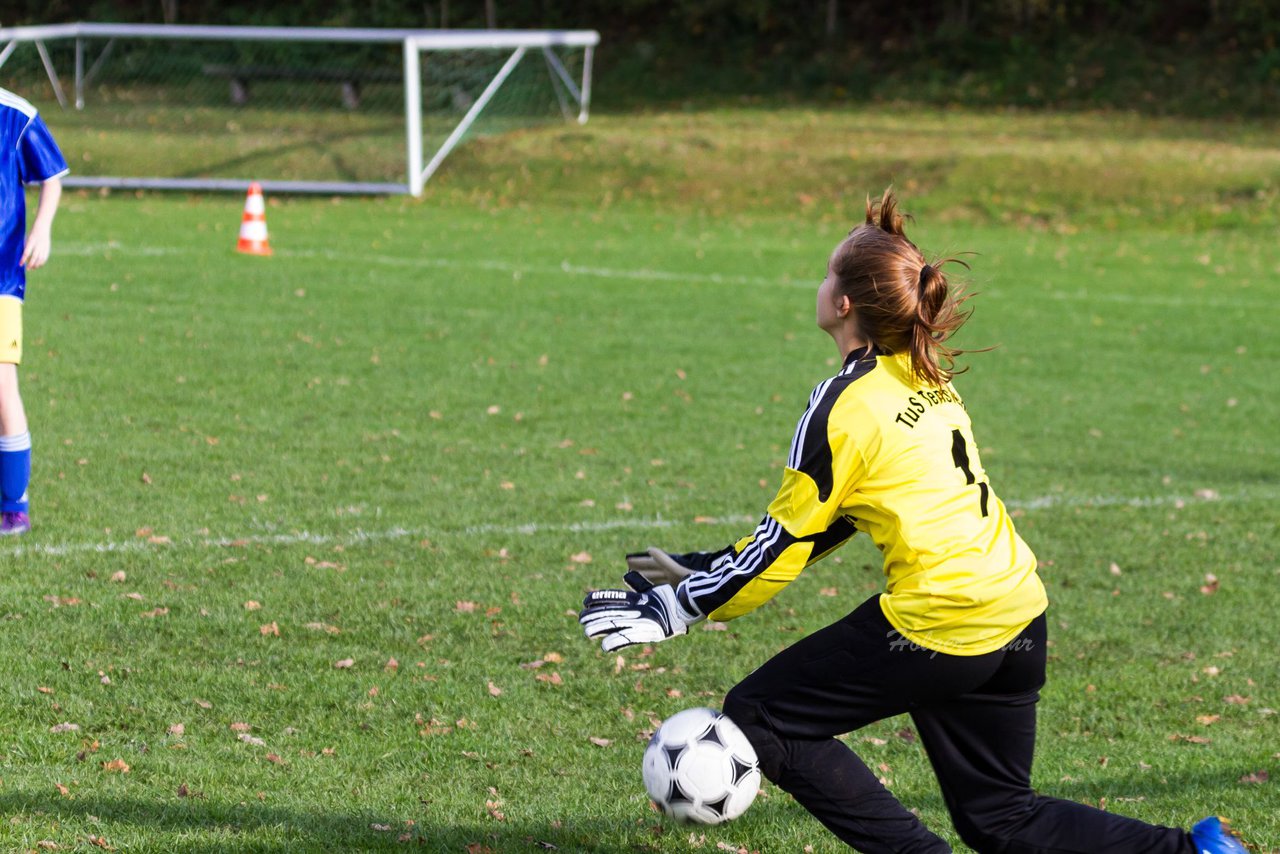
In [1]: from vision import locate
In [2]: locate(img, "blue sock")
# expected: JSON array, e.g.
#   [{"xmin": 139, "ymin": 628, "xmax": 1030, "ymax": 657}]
[{"xmin": 0, "ymin": 431, "xmax": 31, "ymax": 513}]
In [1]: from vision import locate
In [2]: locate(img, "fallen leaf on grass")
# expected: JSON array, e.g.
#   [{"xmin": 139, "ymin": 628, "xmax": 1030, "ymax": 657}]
[
  {"xmin": 87, "ymin": 836, "xmax": 114, "ymax": 850},
  {"xmin": 101, "ymin": 758, "xmax": 130, "ymax": 773},
  {"xmin": 304, "ymin": 622, "xmax": 341, "ymax": 635},
  {"xmin": 333, "ymin": 658, "xmax": 355, "ymax": 669},
  {"xmin": 589, "ymin": 736, "xmax": 612, "ymax": 747},
  {"xmin": 238, "ymin": 733, "xmax": 266, "ymax": 747},
  {"xmin": 260, "ymin": 622, "xmax": 280, "ymax": 636},
  {"xmin": 50, "ymin": 722, "xmax": 80, "ymax": 733},
  {"xmin": 488, "ymin": 681, "xmax": 503, "ymax": 697},
  {"xmin": 417, "ymin": 717, "xmax": 453, "ymax": 736},
  {"xmin": 1169, "ymin": 733, "xmax": 1212, "ymax": 744},
  {"xmin": 229, "ymin": 722, "xmax": 252, "ymax": 732},
  {"xmin": 55, "ymin": 783, "xmax": 70, "ymax": 797},
  {"xmin": 1239, "ymin": 770, "xmax": 1269, "ymax": 784},
  {"xmin": 109, "ymin": 571, "xmax": 126, "ymax": 583},
  {"xmin": 244, "ymin": 600, "xmax": 262, "ymax": 611},
  {"xmin": 168, "ymin": 723, "xmax": 185, "ymax": 736},
  {"xmin": 140, "ymin": 607, "xmax": 169, "ymax": 618}
]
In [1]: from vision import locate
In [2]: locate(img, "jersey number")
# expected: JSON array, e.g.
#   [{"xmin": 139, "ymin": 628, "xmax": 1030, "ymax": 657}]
[{"xmin": 950, "ymin": 429, "xmax": 990, "ymax": 517}]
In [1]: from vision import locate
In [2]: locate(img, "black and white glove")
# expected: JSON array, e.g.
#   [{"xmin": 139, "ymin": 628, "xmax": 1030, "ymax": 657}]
[
  {"xmin": 624, "ymin": 546, "xmax": 729, "ymax": 589},
  {"xmin": 579, "ymin": 584, "xmax": 703, "ymax": 652}
]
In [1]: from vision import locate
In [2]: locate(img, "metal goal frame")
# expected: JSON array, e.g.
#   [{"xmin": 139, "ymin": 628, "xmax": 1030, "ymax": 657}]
[{"xmin": 0, "ymin": 22, "xmax": 599, "ymax": 195}]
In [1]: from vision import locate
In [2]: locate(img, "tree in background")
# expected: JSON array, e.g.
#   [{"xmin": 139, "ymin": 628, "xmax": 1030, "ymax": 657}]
[{"xmin": 1, "ymin": 0, "xmax": 1275, "ymax": 114}]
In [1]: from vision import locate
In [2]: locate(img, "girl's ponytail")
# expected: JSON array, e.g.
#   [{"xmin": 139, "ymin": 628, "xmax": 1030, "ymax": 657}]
[
  {"xmin": 910, "ymin": 258, "xmax": 972, "ymax": 387},
  {"xmin": 829, "ymin": 189, "xmax": 976, "ymax": 387}
]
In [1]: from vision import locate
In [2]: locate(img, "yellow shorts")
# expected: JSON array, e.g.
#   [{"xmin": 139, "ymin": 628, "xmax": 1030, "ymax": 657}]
[{"xmin": 0, "ymin": 296, "xmax": 22, "ymax": 365}]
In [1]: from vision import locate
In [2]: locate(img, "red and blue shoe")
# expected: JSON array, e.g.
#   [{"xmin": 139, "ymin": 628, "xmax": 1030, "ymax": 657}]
[
  {"xmin": 1191, "ymin": 816, "xmax": 1249, "ymax": 854},
  {"xmin": 0, "ymin": 510, "xmax": 30, "ymax": 536}
]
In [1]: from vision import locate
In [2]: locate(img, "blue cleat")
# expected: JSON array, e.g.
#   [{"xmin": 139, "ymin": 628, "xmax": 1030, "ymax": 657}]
[
  {"xmin": 0, "ymin": 510, "xmax": 30, "ymax": 536},
  {"xmin": 1191, "ymin": 816, "xmax": 1248, "ymax": 854}
]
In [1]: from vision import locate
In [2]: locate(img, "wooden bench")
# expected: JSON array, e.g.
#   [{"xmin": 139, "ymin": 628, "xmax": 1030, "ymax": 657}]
[{"xmin": 202, "ymin": 64, "xmax": 400, "ymax": 109}]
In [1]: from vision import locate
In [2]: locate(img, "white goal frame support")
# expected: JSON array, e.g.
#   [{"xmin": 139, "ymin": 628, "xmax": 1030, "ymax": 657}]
[
  {"xmin": 0, "ymin": 22, "xmax": 599, "ymax": 196},
  {"xmin": 402, "ymin": 30, "xmax": 596, "ymax": 195}
]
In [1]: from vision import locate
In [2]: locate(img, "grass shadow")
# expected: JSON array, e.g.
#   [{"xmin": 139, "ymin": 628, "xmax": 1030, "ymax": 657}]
[{"xmin": 0, "ymin": 790, "xmax": 651, "ymax": 853}]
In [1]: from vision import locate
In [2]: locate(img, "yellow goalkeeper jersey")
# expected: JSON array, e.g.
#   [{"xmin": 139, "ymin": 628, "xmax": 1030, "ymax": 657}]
[{"xmin": 676, "ymin": 348, "xmax": 1047, "ymax": 656}]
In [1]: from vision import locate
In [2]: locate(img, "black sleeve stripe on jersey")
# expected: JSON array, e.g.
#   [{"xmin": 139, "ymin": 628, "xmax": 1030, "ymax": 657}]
[
  {"xmin": 684, "ymin": 515, "xmax": 783, "ymax": 599},
  {"xmin": 683, "ymin": 515, "xmax": 796, "ymax": 613},
  {"xmin": 788, "ymin": 376, "xmax": 836, "ymax": 471},
  {"xmin": 786, "ymin": 357, "xmax": 879, "ymax": 502},
  {"xmin": 806, "ymin": 514, "xmax": 858, "ymax": 560},
  {"xmin": 681, "ymin": 514, "xmax": 859, "ymax": 616}
]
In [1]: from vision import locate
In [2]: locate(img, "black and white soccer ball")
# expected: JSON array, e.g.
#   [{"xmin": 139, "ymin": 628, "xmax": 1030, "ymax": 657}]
[{"xmin": 642, "ymin": 707, "xmax": 761, "ymax": 825}]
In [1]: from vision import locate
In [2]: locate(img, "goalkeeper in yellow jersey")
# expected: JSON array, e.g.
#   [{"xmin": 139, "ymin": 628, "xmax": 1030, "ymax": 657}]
[{"xmin": 580, "ymin": 190, "xmax": 1247, "ymax": 854}]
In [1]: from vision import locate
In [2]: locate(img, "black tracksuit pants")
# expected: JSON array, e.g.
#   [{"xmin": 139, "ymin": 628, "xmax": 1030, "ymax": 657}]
[{"xmin": 722, "ymin": 596, "xmax": 1194, "ymax": 854}]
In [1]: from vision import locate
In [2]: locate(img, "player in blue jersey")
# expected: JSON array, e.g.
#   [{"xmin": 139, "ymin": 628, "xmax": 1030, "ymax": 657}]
[{"xmin": 0, "ymin": 88, "xmax": 68, "ymax": 536}]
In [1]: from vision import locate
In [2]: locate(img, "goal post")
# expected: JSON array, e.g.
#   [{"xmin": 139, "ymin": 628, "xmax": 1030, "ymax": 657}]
[
  {"xmin": 0, "ymin": 22, "xmax": 599, "ymax": 196},
  {"xmin": 403, "ymin": 29, "xmax": 597, "ymax": 195}
]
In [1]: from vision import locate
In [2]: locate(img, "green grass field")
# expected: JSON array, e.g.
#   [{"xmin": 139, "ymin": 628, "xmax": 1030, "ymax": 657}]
[{"xmin": 1, "ymin": 105, "xmax": 1277, "ymax": 853}]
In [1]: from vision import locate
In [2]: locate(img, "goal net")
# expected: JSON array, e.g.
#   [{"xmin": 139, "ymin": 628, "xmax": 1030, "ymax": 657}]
[{"xmin": 0, "ymin": 23, "xmax": 598, "ymax": 195}]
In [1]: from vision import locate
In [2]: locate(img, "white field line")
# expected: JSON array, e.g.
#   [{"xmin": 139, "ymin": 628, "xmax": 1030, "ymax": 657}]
[
  {"xmin": 59, "ymin": 241, "xmax": 1271, "ymax": 311},
  {"xmin": 0, "ymin": 490, "xmax": 1254, "ymax": 559}
]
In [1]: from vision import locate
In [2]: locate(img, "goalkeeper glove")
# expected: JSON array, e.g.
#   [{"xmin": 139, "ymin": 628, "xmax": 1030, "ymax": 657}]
[
  {"xmin": 624, "ymin": 546, "xmax": 729, "ymax": 589},
  {"xmin": 579, "ymin": 584, "xmax": 702, "ymax": 652}
]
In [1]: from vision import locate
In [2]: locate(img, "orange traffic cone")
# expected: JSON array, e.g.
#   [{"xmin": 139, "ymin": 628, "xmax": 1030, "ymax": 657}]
[{"xmin": 236, "ymin": 182, "xmax": 272, "ymax": 256}]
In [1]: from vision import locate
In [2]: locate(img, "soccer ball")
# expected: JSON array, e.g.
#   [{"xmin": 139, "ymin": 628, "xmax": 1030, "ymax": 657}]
[{"xmin": 642, "ymin": 707, "xmax": 761, "ymax": 824}]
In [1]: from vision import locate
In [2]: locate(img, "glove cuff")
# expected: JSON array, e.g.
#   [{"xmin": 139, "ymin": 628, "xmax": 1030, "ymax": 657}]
[
  {"xmin": 672, "ymin": 584, "xmax": 704, "ymax": 624},
  {"xmin": 651, "ymin": 584, "xmax": 702, "ymax": 634}
]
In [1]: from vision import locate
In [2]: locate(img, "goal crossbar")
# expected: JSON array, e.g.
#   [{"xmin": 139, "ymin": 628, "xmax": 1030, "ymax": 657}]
[{"xmin": 0, "ymin": 22, "xmax": 599, "ymax": 195}]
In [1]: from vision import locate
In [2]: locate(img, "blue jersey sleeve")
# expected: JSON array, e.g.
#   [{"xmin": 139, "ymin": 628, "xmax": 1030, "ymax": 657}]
[{"xmin": 18, "ymin": 114, "xmax": 68, "ymax": 185}]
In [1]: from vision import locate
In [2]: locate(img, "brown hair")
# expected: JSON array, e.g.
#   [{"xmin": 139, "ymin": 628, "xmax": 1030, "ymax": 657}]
[{"xmin": 828, "ymin": 188, "xmax": 973, "ymax": 386}]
